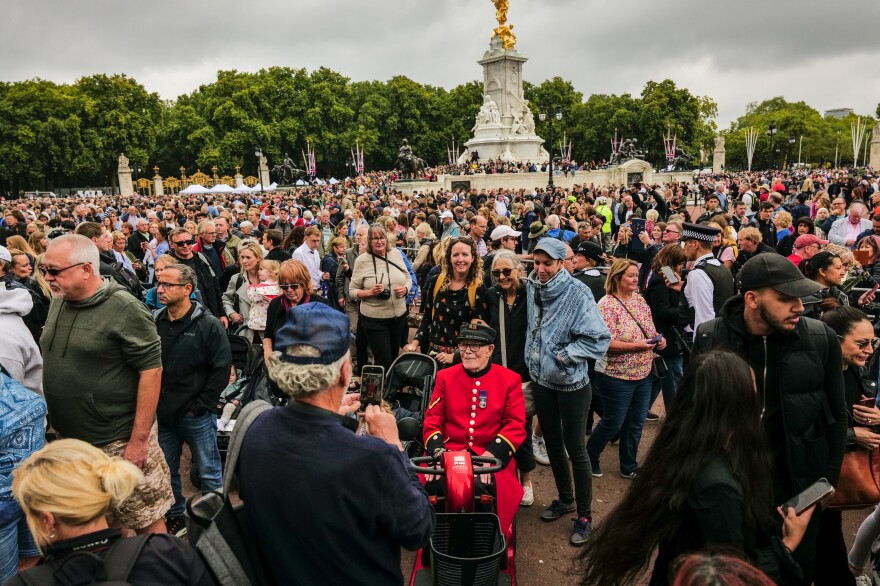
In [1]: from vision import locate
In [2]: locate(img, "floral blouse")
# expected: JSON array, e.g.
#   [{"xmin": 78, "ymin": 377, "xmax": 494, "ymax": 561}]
[
  {"xmin": 415, "ymin": 276, "xmax": 489, "ymax": 352},
  {"xmin": 598, "ymin": 294, "xmax": 658, "ymax": 381}
]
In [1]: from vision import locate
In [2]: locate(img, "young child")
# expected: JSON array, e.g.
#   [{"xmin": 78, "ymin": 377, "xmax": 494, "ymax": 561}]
[{"xmin": 246, "ymin": 259, "xmax": 281, "ymax": 336}]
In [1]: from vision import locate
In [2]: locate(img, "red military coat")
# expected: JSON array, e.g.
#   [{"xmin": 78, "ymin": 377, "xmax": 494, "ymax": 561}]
[{"xmin": 423, "ymin": 362, "xmax": 526, "ymax": 532}]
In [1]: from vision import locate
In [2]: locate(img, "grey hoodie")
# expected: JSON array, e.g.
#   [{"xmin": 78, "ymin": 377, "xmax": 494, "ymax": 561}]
[
  {"xmin": 0, "ymin": 286, "xmax": 42, "ymax": 395},
  {"xmin": 41, "ymin": 279, "xmax": 161, "ymax": 446}
]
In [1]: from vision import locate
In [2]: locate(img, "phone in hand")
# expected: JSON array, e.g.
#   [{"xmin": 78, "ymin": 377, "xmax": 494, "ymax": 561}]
[
  {"xmin": 647, "ymin": 334, "xmax": 663, "ymax": 345},
  {"xmin": 359, "ymin": 365, "xmax": 385, "ymax": 411},
  {"xmin": 859, "ymin": 397, "xmax": 877, "ymax": 408},
  {"xmin": 660, "ymin": 266, "xmax": 680, "ymax": 285},
  {"xmin": 782, "ymin": 478, "xmax": 834, "ymax": 516}
]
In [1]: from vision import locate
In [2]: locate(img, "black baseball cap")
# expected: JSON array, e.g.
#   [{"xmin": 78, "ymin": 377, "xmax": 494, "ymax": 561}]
[
  {"xmin": 457, "ymin": 323, "xmax": 497, "ymax": 346},
  {"xmin": 737, "ymin": 253, "xmax": 824, "ymax": 297},
  {"xmin": 575, "ymin": 241, "xmax": 605, "ymax": 264}
]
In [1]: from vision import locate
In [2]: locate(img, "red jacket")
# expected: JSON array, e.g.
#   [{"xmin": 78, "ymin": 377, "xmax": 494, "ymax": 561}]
[{"xmin": 423, "ymin": 363, "xmax": 525, "ymax": 531}]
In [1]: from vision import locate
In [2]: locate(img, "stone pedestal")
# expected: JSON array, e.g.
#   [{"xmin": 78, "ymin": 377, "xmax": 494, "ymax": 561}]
[
  {"xmin": 870, "ymin": 126, "xmax": 880, "ymax": 171},
  {"xmin": 258, "ymin": 156, "xmax": 271, "ymax": 187},
  {"xmin": 117, "ymin": 153, "xmax": 133, "ymax": 197},
  {"xmin": 153, "ymin": 172, "xmax": 164, "ymax": 197},
  {"xmin": 461, "ymin": 37, "xmax": 548, "ymax": 164},
  {"xmin": 234, "ymin": 168, "xmax": 244, "ymax": 188},
  {"xmin": 712, "ymin": 136, "xmax": 726, "ymax": 174}
]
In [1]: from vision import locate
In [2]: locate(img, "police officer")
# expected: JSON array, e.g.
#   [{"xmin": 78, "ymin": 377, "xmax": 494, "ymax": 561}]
[
  {"xmin": 423, "ymin": 323, "xmax": 526, "ymax": 535},
  {"xmin": 672, "ymin": 223, "xmax": 735, "ymax": 337}
]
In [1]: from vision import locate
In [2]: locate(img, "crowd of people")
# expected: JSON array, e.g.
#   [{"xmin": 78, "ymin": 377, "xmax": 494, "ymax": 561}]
[{"xmin": 1, "ymin": 165, "xmax": 880, "ymax": 585}]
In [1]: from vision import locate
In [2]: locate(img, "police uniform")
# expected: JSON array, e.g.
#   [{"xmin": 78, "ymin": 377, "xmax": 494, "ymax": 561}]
[
  {"xmin": 423, "ymin": 323, "xmax": 526, "ymax": 533},
  {"xmin": 678, "ymin": 223, "xmax": 735, "ymax": 336}
]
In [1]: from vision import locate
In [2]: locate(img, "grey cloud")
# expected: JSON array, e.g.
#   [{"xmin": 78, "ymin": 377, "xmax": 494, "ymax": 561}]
[{"xmin": 1, "ymin": 0, "xmax": 878, "ymax": 126}]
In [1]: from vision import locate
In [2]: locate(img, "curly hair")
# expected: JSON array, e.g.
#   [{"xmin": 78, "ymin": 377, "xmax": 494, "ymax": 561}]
[{"xmin": 439, "ymin": 237, "xmax": 483, "ymax": 292}]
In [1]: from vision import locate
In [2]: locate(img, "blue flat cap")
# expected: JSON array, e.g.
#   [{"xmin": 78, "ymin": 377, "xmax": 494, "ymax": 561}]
[{"xmin": 274, "ymin": 304, "xmax": 353, "ymax": 365}]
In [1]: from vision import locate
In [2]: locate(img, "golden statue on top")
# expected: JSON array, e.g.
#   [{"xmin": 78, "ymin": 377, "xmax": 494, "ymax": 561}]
[{"xmin": 492, "ymin": 0, "xmax": 516, "ymax": 49}]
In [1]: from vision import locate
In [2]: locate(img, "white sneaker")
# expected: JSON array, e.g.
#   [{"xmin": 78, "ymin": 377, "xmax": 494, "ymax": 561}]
[
  {"xmin": 533, "ymin": 435, "xmax": 550, "ymax": 466},
  {"xmin": 520, "ymin": 483, "xmax": 534, "ymax": 506}
]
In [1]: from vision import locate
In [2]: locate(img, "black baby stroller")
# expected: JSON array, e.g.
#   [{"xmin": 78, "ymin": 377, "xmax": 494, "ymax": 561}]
[
  {"xmin": 190, "ymin": 334, "xmax": 278, "ymax": 488},
  {"xmin": 383, "ymin": 352, "xmax": 438, "ymax": 457}
]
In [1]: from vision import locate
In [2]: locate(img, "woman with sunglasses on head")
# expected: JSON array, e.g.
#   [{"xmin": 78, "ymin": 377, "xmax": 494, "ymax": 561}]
[
  {"xmin": 582, "ymin": 351, "xmax": 814, "ymax": 586},
  {"xmin": 350, "ymin": 224, "xmax": 412, "ymax": 372},
  {"xmin": 262, "ymin": 259, "xmax": 331, "ymax": 365},
  {"xmin": 821, "ymin": 307, "xmax": 880, "ymax": 583},
  {"xmin": 221, "ymin": 242, "xmax": 264, "ymax": 340},
  {"xmin": 486, "ymin": 251, "xmax": 536, "ymax": 506},
  {"xmin": 405, "ymin": 237, "xmax": 489, "ymax": 367}
]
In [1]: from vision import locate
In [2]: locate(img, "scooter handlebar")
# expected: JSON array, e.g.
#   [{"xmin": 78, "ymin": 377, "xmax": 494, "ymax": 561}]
[{"xmin": 410, "ymin": 454, "xmax": 503, "ymax": 475}]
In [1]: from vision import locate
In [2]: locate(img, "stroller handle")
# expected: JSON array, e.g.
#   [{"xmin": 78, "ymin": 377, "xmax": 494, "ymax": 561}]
[{"xmin": 411, "ymin": 454, "xmax": 504, "ymax": 475}]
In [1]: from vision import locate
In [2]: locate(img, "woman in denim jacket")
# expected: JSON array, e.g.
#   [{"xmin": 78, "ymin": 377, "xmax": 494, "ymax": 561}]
[{"xmin": 525, "ymin": 238, "xmax": 611, "ymax": 547}]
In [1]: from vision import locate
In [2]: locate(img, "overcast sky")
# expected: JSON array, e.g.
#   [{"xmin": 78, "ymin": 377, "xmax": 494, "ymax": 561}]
[{"xmin": 3, "ymin": 0, "xmax": 878, "ymax": 128}]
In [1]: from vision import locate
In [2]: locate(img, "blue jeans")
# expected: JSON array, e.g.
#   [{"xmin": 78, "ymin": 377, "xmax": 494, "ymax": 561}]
[
  {"xmin": 0, "ymin": 500, "xmax": 40, "ymax": 583},
  {"xmin": 649, "ymin": 354, "xmax": 685, "ymax": 412},
  {"xmin": 158, "ymin": 412, "xmax": 223, "ymax": 518},
  {"xmin": 587, "ymin": 373, "xmax": 652, "ymax": 475}
]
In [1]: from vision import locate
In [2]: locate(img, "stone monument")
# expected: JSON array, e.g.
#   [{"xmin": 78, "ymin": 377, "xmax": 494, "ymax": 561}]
[
  {"xmin": 117, "ymin": 153, "xmax": 134, "ymax": 197},
  {"xmin": 460, "ymin": 1, "xmax": 548, "ymax": 164},
  {"xmin": 713, "ymin": 135, "xmax": 726, "ymax": 173},
  {"xmin": 258, "ymin": 153, "xmax": 271, "ymax": 188},
  {"xmin": 152, "ymin": 166, "xmax": 163, "ymax": 197},
  {"xmin": 870, "ymin": 123, "xmax": 880, "ymax": 171}
]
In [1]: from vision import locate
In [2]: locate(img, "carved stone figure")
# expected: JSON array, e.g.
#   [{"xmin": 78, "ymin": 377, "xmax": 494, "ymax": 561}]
[
  {"xmin": 118, "ymin": 153, "xmax": 130, "ymax": 172},
  {"xmin": 522, "ymin": 101, "xmax": 535, "ymax": 134},
  {"xmin": 714, "ymin": 135, "xmax": 725, "ymax": 151},
  {"xmin": 473, "ymin": 95, "xmax": 502, "ymax": 131},
  {"xmin": 510, "ymin": 112, "xmax": 526, "ymax": 135}
]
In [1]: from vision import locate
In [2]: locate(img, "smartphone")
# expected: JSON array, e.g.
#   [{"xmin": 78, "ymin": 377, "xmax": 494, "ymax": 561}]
[
  {"xmin": 859, "ymin": 397, "xmax": 877, "ymax": 408},
  {"xmin": 647, "ymin": 334, "xmax": 663, "ymax": 345},
  {"xmin": 782, "ymin": 478, "xmax": 834, "ymax": 515},
  {"xmin": 660, "ymin": 266, "xmax": 680, "ymax": 285},
  {"xmin": 359, "ymin": 365, "xmax": 385, "ymax": 410},
  {"xmin": 630, "ymin": 218, "xmax": 646, "ymax": 252}
]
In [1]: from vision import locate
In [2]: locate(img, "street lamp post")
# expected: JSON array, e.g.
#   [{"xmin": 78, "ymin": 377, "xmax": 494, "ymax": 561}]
[
  {"xmin": 538, "ymin": 106, "xmax": 563, "ymax": 191},
  {"xmin": 788, "ymin": 132, "xmax": 796, "ymax": 170},
  {"xmin": 766, "ymin": 121, "xmax": 777, "ymax": 170},
  {"xmin": 254, "ymin": 147, "xmax": 264, "ymax": 198}
]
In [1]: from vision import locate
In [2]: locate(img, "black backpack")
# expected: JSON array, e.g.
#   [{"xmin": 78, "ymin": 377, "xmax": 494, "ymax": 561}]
[{"xmin": 13, "ymin": 535, "xmax": 151, "ymax": 586}]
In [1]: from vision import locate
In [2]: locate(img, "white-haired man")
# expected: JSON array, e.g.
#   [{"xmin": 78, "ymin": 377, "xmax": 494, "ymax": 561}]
[
  {"xmin": 238, "ymin": 303, "xmax": 434, "ymax": 584},
  {"xmin": 827, "ymin": 202, "xmax": 872, "ymax": 248}
]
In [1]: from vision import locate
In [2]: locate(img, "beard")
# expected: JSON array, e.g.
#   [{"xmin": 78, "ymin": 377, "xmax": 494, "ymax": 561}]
[{"xmin": 759, "ymin": 303, "xmax": 798, "ymax": 333}]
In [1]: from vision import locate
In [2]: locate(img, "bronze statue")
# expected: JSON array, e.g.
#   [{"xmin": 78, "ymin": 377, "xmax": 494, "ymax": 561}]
[
  {"xmin": 610, "ymin": 138, "xmax": 645, "ymax": 165},
  {"xmin": 272, "ymin": 152, "xmax": 304, "ymax": 184},
  {"xmin": 395, "ymin": 139, "xmax": 428, "ymax": 180}
]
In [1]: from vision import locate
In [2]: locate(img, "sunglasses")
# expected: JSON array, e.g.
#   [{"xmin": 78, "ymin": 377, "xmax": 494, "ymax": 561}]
[
  {"xmin": 172, "ymin": 239, "xmax": 195, "ymax": 246},
  {"xmin": 38, "ymin": 262, "xmax": 84, "ymax": 277},
  {"xmin": 838, "ymin": 335, "xmax": 880, "ymax": 351},
  {"xmin": 491, "ymin": 268, "xmax": 515, "ymax": 278},
  {"xmin": 279, "ymin": 283, "xmax": 302, "ymax": 291}
]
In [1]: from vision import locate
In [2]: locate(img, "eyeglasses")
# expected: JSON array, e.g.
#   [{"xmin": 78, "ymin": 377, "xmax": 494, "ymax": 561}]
[
  {"xmin": 457, "ymin": 343, "xmax": 488, "ymax": 354},
  {"xmin": 838, "ymin": 335, "xmax": 880, "ymax": 351},
  {"xmin": 371, "ymin": 237, "xmax": 386, "ymax": 242},
  {"xmin": 38, "ymin": 262, "xmax": 84, "ymax": 277},
  {"xmin": 156, "ymin": 281, "xmax": 187, "ymax": 290},
  {"xmin": 491, "ymin": 268, "xmax": 515, "ymax": 278},
  {"xmin": 663, "ymin": 229, "xmax": 681, "ymax": 234},
  {"xmin": 279, "ymin": 283, "xmax": 302, "ymax": 291},
  {"xmin": 201, "ymin": 231, "xmax": 216, "ymax": 236},
  {"xmin": 172, "ymin": 239, "xmax": 195, "ymax": 246},
  {"xmin": 565, "ymin": 255, "xmax": 574, "ymax": 261}
]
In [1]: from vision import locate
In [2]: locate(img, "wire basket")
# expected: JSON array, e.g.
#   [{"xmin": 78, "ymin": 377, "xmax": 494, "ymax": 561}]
[{"xmin": 430, "ymin": 513, "xmax": 506, "ymax": 586}]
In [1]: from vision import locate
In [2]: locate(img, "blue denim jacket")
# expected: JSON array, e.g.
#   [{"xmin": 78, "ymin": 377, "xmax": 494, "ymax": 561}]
[{"xmin": 525, "ymin": 269, "xmax": 611, "ymax": 391}]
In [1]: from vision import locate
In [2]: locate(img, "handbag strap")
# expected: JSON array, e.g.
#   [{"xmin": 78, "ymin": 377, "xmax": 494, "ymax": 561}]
[
  {"xmin": 223, "ymin": 400, "xmax": 272, "ymax": 496},
  {"xmin": 499, "ymin": 296, "xmax": 508, "ymax": 369},
  {"xmin": 612, "ymin": 295, "xmax": 650, "ymax": 338}
]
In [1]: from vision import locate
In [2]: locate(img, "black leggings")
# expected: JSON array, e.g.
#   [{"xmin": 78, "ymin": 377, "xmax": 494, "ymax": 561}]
[{"xmin": 360, "ymin": 314, "xmax": 407, "ymax": 372}]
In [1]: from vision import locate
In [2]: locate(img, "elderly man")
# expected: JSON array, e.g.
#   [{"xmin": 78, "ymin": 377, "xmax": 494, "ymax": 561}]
[
  {"xmin": 40, "ymin": 235, "xmax": 172, "ymax": 534},
  {"xmin": 423, "ymin": 323, "xmax": 525, "ymax": 535},
  {"xmin": 787, "ymin": 234, "xmax": 827, "ymax": 266},
  {"xmin": 238, "ymin": 303, "xmax": 433, "ymax": 584},
  {"xmin": 439, "ymin": 210, "xmax": 461, "ymax": 239},
  {"xmin": 127, "ymin": 218, "xmax": 152, "ymax": 257},
  {"xmin": 733, "ymin": 227, "xmax": 776, "ymax": 274},
  {"xmin": 828, "ymin": 202, "xmax": 872, "ymax": 248}
]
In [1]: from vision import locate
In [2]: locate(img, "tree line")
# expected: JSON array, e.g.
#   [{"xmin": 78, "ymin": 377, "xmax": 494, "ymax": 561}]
[{"xmin": 1, "ymin": 68, "xmax": 876, "ymax": 193}]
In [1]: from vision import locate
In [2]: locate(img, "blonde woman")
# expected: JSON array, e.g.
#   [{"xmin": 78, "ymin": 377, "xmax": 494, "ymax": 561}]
[
  {"xmin": 222, "ymin": 242, "xmax": 265, "ymax": 340},
  {"xmin": 9, "ymin": 439, "xmax": 211, "ymax": 585}
]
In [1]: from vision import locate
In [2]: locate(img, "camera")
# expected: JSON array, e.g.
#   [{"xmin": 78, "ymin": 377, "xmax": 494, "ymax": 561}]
[{"xmin": 376, "ymin": 289, "xmax": 391, "ymax": 300}]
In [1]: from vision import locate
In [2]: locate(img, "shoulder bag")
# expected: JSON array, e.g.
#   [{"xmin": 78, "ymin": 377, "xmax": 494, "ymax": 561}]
[
  {"xmin": 498, "ymin": 293, "xmax": 534, "ymax": 417},
  {"xmin": 612, "ymin": 295, "xmax": 668, "ymax": 378}
]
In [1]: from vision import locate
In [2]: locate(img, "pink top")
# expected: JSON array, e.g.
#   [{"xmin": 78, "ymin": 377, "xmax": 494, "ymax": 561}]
[{"xmin": 598, "ymin": 294, "xmax": 658, "ymax": 381}]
